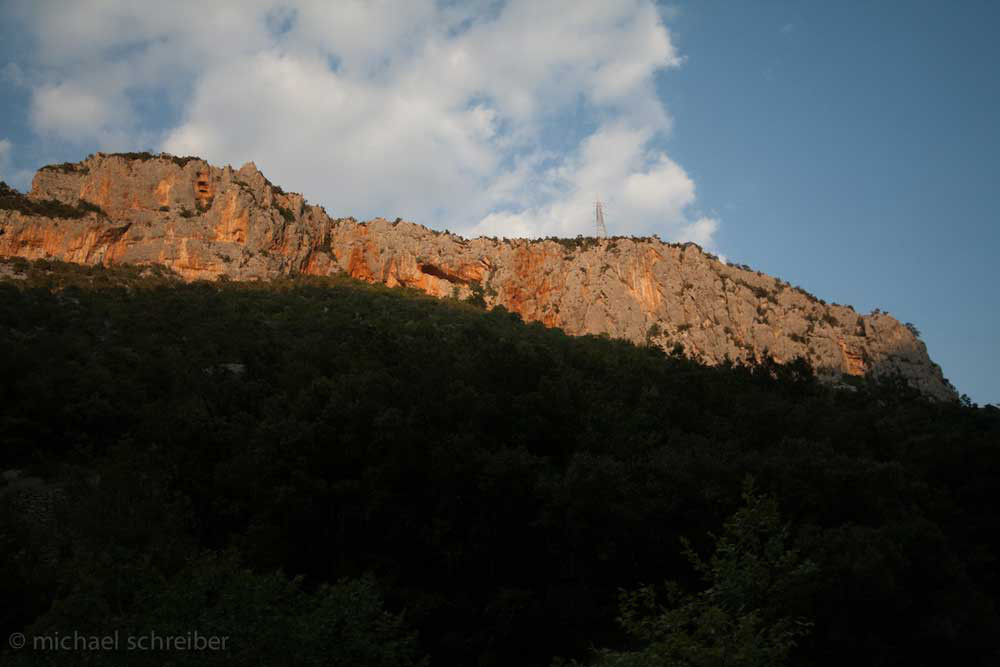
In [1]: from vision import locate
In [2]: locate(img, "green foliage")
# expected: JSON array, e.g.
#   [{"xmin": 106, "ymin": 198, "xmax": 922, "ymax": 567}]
[
  {"xmin": 266, "ymin": 177, "xmax": 286, "ymax": 195},
  {"xmin": 39, "ymin": 162, "xmax": 89, "ymax": 175},
  {"xmin": 76, "ymin": 200, "xmax": 104, "ymax": 215},
  {"xmin": 276, "ymin": 204, "xmax": 296, "ymax": 223},
  {"xmin": 546, "ymin": 235, "xmax": 603, "ymax": 251},
  {"xmin": 0, "ymin": 182, "xmax": 105, "ymax": 219},
  {"xmin": 465, "ymin": 281, "xmax": 488, "ymax": 308},
  {"xmin": 0, "ymin": 259, "xmax": 997, "ymax": 666},
  {"xmin": 591, "ymin": 481, "xmax": 815, "ymax": 667},
  {"xmin": 8, "ymin": 552, "xmax": 424, "ymax": 667},
  {"xmin": 95, "ymin": 152, "xmax": 201, "ymax": 168}
]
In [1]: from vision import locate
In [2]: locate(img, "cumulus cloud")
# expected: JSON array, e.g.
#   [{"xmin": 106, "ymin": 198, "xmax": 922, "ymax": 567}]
[
  {"xmin": 30, "ymin": 83, "xmax": 124, "ymax": 143},
  {"xmin": 7, "ymin": 0, "xmax": 719, "ymax": 247},
  {"xmin": 464, "ymin": 123, "xmax": 715, "ymax": 241}
]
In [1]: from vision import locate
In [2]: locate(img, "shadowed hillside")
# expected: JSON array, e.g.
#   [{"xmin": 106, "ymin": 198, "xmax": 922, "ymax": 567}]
[{"xmin": 1, "ymin": 258, "xmax": 997, "ymax": 666}]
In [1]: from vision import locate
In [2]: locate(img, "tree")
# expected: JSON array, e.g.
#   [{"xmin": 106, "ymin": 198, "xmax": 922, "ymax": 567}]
[
  {"xmin": 466, "ymin": 281, "xmax": 487, "ymax": 308},
  {"xmin": 7, "ymin": 552, "xmax": 426, "ymax": 667},
  {"xmin": 591, "ymin": 480, "xmax": 815, "ymax": 667}
]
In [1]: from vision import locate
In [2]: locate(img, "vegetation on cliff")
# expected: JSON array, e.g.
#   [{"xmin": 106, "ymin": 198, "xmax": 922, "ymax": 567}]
[
  {"xmin": 0, "ymin": 259, "xmax": 997, "ymax": 665},
  {"xmin": 0, "ymin": 182, "xmax": 105, "ymax": 219},
  {"xmin": 38, "ymin": 151, "xmax": 203, "ymax": 170},
  {"xmin": 1, "ymin": 154, "xmax": 955, "ymax": 399}
]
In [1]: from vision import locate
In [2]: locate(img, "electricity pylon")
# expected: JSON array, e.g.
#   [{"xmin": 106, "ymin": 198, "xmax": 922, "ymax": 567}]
[{"xmin": 595, "ymin": 198, "xmax": 608, "ymax": 238}]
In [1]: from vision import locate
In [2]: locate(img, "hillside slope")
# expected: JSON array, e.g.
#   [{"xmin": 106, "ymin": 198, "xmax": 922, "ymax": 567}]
[
  {"xmin": 0, "ymin": 152, "xmax": 954, "ymax": 399},
  {"xmin": 0, "ymin": 260, "xmax": 997, "ymax": 666}
]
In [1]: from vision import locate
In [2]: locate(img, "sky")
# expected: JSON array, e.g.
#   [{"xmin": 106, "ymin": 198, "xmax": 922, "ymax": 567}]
[{"xmin": 0, "ymin": 0, "xmax": 997, "ymax": 403}]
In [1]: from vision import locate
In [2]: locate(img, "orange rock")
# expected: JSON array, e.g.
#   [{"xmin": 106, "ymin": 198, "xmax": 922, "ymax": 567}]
[{"xmin": 0, "ymin": 153, "xmax": 957, "ymax": 400}]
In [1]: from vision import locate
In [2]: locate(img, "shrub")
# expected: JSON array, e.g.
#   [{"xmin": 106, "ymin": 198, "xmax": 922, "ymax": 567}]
[
  {"xmin": 0, "ymin": 182, "xmax": 105, "ymax": 219},
  {"xmin": 95, "ymin": 151, "xmax": 200, "ymax": 168},
  {"xmin": 590, "ymin": 480, "xmax": 815, "ymax": 667},
  {"xmin": 465, "ymin": 281, "xmax": 488, "ymax": 308},
  {"xmin": 39, "ymin": 162, "xmax": 89, "ymax": 174},
  {"xmin": 77, "ymin": 200, "xmax": 104, "ymax": 214}
]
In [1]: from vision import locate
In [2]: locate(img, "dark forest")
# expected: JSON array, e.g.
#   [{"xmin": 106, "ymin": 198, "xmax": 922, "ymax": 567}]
[{"xmin": 1, "ymin": 258, "xmax": 997, "ymax": 666}]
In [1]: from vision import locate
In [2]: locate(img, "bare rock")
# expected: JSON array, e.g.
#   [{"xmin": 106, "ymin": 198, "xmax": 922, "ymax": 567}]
[{"xmin": 0, "ymin": 153, "xmax": 957, "ymax": 400}]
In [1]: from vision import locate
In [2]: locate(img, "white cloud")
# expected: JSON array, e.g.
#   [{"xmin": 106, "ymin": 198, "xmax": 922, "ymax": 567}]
[
  {"xmin": 163, "ymin": 49, "xmax": 501, "ymax": 220},
  {"xmin": 15, "ymin": 1, "xmax": 275, "ymax": 147},
  {"xmin": 463, "ymin": 123, "xmax": 715, "ymax": 241},
  {"xmin": 677, "ymin": 217, "xmax": 719, "ymax": 245},
  {"xmin": 30, "ymin": 83, "xmax": 124, "ymax": 143},
  {"xmin": 9, "ymin": 0, "xmax": 720, "ymax": 248}
]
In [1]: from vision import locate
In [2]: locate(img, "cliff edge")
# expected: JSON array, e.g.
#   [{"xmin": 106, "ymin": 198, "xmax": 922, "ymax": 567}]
[{"xmin": 0, "ymin": 152, "xmax": 956, "ymax": 400}]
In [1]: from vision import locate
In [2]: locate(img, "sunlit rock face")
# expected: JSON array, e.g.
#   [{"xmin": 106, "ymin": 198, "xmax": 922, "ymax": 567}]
[{"xmin": 0, "ymin": 153, "xmax": 956, "ymax": 400}]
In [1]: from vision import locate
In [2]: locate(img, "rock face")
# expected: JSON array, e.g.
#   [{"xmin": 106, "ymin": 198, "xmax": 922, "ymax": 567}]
[{"xmin": 0, "ymin": 153, "xmax": 956, "ymax": 400}]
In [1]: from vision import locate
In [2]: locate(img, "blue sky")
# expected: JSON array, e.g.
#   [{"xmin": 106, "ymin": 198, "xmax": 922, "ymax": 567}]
[
  {"xmin": 661, "ymin": 0, "xmax": 999, "ymax": 404},
  {"xmin": 0, "ymin": 1, "xmax": 996, "ymax": 403}
]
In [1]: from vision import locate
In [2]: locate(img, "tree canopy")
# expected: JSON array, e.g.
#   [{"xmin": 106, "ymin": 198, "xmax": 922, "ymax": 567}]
[{"xmin": 1, "ymin": 258, "xmax": 998, "ymax": 665}]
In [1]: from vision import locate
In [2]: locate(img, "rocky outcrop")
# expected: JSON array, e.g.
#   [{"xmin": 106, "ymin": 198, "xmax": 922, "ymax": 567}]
[{"xmin": 0, "ymin": 153, "xmax": 957, "ymax": 400}]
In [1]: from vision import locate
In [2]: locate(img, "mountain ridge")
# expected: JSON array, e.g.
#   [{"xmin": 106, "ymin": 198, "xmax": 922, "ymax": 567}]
[{"xmin": 0, "ymin": 151, "xmax": 956, "ymax": 399}]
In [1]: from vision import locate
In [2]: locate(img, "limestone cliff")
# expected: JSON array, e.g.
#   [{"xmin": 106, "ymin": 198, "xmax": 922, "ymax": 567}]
[{"xmin": 0, "ymin": 153, "xmax": 956, "ymax": 400}]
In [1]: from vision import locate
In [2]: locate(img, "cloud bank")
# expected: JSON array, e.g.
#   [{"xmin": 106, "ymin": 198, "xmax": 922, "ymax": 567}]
[{"xmin": 7, "ymin": 0, "xmax": 718, "ymax": 244}]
